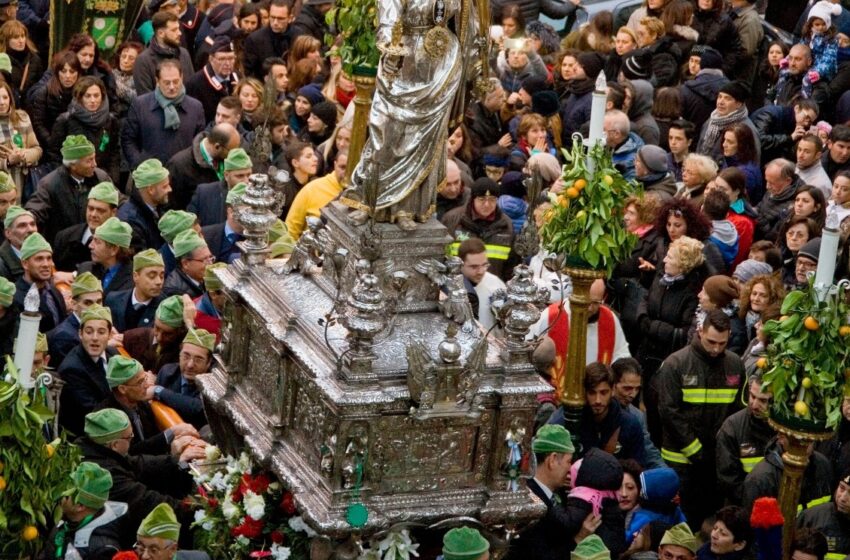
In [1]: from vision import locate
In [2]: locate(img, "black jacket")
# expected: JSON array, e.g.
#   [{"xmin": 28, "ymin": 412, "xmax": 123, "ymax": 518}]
[
  {"xmin": 692, "ymin": 9, "xmax": 746, "ymax": 77},
  {"xmin": 52, "ymin": 223, "xmax": 92, "ymax": 272},
  {"xmin": 798, "ymin": 503, "xmax": 850, "ymax": 559},
  {"xmin": 490, "ymin": 0, "xmax": 578, "ymax": 25},
  {"xmin": 646, "ymin": 38, "xmax": 681, "ymax": 88},
  {"xmin": 77, "ymin": 260, "xmax": 134, "ymax": 297},
  {"xmin": 0, "ymin": 240, "xmax": 23, "ymax": 282},
  {"xmin": 162, "ymin": 267, "xmax": 204, "ymax": 299},
  {"xmin": 290, "ymin": 4, "xmax": 329, "ymax": 44},
  {"xmin": 187, "ymin": 179, "xmax": 227, "ymax": 226},
  {"xmin": 116, "ymin": 189, "xmax": 165, "ymax": 251},
  {"xmin": 14, "ymin": 276, "xmax": 68, "ymax": 332},
  {"xmin": 715, "ymin": 407, "xmax": 775, "ymax": 505},
  {"xmin": 751, "ymin": 104, "xmax": 796, "ymax": 163},
  {"xmin": 507, "ymin": 479, "xmax": 581, "ymax": 560},
  {"xmin": 156, "ymin": 362, "xmax": 207, "ymax": 429},
  {"xmin": 442, "ymin": 203, "xmax": 515, "ymax": 279},
  {"xmin": 242, "ymin": 27, "xmax": 292, "ymax": 80},
  {"xmin": 165, "ymin": 133, "xmax": 221, "ymax": 210},
  {"xmin": 96, "ymin": 393, "xmax": 170, "ymax": 456},
  {"xmin": 46, "ymin": 312, "xmax": 80, "ymax": 367},
  {"xmin": 755, "ymin": 180, "xmax": 800, "ymax": 242},
  {"xmin": 185, "ymin": 64, "xmax": 238, "ymax": 123},
  {"xmin": 0, "ymin": 301, "xmax": 19, "ymax": 358},
  {"xmin": 104, "ymin": 289, "xmax": 160, "ymax": 333},
  {"xmin": 680, "ymin": 72, "xmax": 730, "ymax": 134},
  {"xmin": 58, "ymin": 345, "xmax": 118, "ymax": 435},
  {"xmin": 28, "ymin": 84, "xmax": 73, "ymax": 148}
]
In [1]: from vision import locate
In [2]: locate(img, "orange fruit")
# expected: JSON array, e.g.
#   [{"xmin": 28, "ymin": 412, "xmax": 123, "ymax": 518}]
[
  {"xmin": 840, "ymin": 326, "xmax": 850, "ymax": 337},
  {"xmin": 574, "ymin": 178, "xmax": 587, "ymax": 190},
  {"xmin": 44, "ymin": 444, "xmax": 54, "ymax": 458},
  {"xmin": 804, "ymin": 316, "xmax": 819, "ymax": 331},
  {"xmin": 0, "ymin": 476, "xmax": 6, "ymax": 491},
  {"xmin": 756, "ymin": 357, "xmax": 767, "ymax": 369},
  {"xmin": 565, "ymin": 187, "xmax": 580, "ymax": 199},
  {"xmin": 557, "ymin": 196, "xmax": 569, "ymax": 208},
  {"xmin": 794, "ymin": 401, "xmax": 809, "ymax": 417},
  {"xmin": 21, "ymin": 526, "xmax": 38, "ymax": 541}
]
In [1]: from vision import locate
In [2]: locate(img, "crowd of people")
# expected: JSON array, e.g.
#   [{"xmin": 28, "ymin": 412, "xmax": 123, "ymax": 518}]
[{"xmin": 0, "ymin": 0, "xmax": 849, "ymax": 557}]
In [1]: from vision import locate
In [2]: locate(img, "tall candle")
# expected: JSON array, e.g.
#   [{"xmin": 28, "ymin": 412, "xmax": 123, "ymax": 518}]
[
  {"xmin": 815, "ymin": 205, "xmax": 840, "ymax": 298},
  {"xmin": 587, "ymin": 71, "xmax": 608, "ymax": 149},
  {"xmin": 14, "ymin": 284, "xmax": 41, "ymax": 389}
]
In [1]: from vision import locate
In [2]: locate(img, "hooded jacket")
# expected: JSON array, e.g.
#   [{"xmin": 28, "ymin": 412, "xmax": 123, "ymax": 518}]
[
  {"xmin": 629, "ymin": 80, "xmax": 660, "ymax": 146},
  {"xmin": 709, "ymin": 219, "xmax": 740, "ymax": 270},
  {"xmin": 612, "ymin": 132, "xmax": 645, "ymax": 181},
  {"xmin": 625, "ymin": 468, "xmax": 687, "ymax": 543}
]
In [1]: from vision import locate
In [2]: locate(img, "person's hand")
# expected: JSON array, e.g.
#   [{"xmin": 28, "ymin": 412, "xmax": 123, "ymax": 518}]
[
  {"xmin": 533, "ymin": 136, "xmax": 547, "ymax": 153},
  {"xmin": 53, "ymin": 271, "xmax": 75, "ymax": 285},
  {"xmin": 181, "ymin": 294, "xmax": 197, "ymax": 329},
  {"xmin": 107, "ymin": 329, "xmax": 123, "ymax": 347},
  {"xmin": 575, "ymin": 512, "xmax": 602, "ymax": 542},
  {"xmin": 171, "ymin": 422, "xmax": 200, "ymax": 439},
  {"xmin": 550, "ymin": 178, "xmax": 565, "ymax": 194},
  {"xmin": 638, "ymin": 257, "xmax": 656, "ymax": 271},
  {"xmin": 170, "ymin": 434, "xmax": 194, "ymax": 457},
  {"xmin": 145, "ymin": 385, "xmax": 157, "ymax": 400},
  {"xmin": 507, "ymin": 92, "xmax": 521, "ymax": 106},
  {"xmin": 792, "ymin": 125, "xmax": 807, "ymax": 141},
  {"xmin": 179, "ymin": 443, "xmax": 208, "ymax": 463},
  {"xmin": 498, "ymin": 133, "xmax": 513, "ymax": 148}
]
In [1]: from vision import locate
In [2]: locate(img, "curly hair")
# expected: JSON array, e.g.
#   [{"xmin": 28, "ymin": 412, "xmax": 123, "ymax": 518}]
[
  {"xmin": 654, "ymin": 198, "xmax": 712, "ymax": 241},
  {"xmin": 739, "ymin": 273, "xmax": 785, "ymax": 319},
  {"xmin": 625, "ymin": 194, "xmax": 660, "ymax": 226},
  {"xmin": 668, "ymin": 236, "xmax": 705, "ymax": 273}
]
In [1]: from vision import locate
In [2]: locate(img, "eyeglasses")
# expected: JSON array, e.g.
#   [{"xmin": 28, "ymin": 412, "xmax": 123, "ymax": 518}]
[
  {"xmin": 464, "ymin": 263, "xmax": 490, "ymax": 270},
  {"xmin": 187, "ymin": 255, "xmax": 216, "ymax": 264},
  {"xmin": 180, "ymin": 352, "xmax": 210, "ymax": 364},
  {"xmin": 134, "ymin": 542, "xmax": 168, "ymax": 556}
]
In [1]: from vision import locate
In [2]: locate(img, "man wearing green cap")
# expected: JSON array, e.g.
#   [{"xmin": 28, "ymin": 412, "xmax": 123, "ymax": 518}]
[
  {"xmin": 117, "ymin": 158, "xmax": 172, "ymax": 251},
  {"xmin": 188, "ymin": 146, "xmax": 253, "ymax": 227},
  {"xmin": 40, "ymin": 461, "xmax": 128, "ymax": 559},
  {"xmin": 286, "ymin": 149, "xmax": 348, "ymax": 240},
  {"xmin": 150, "ymin": 328, "xmax": 214, "ymax": 428},
  {"xmin": 25, "ymin": 134, "xmax": 111, "ymax": 244},
  {"xmin": 0, "ymin": 275, "xmax": 19, "ymax": 356},
  {"xmin": 442, "ymin": 526, "xmax": 490, "ymax": 560},
  {"xmin": 78, "ymin": 216, "xmax": 135, "ymax": 296},
  {"xmin": 157, "ymin": 209, "xmax": 200, "ymax": 275},
  {"xmin": 53, "ymin": 181, "xmax": 121, "ymax": 272},
  {"xmin": 13, "ymin": 231, "xmax": 68, "ymax": 332},
  {"xmin": 0, "ymin": 171, "xmax": 18, "ymax": 223},
  {"xmin": 201, "ymin": 181, "xmax": 245, "ymax": 264},
  {"xmin": 658, "ymin": 523, "xmax": 697, "ymax": 560},
  {"xmin": 123, "ymin": 294, "xmax": 193, "ymax": 373},
  {"xmin": 135, "ymin": 503, "xmax": 212, "ymax": 559},
  {"xmin": 0, "ymin": 205, "xmax": 36, "ymax": 283},
  {"xmin": 47, "ymin": 271, "xmax": 105, "ymax": 365},
  {"xmin": 105, "ymin": 249, "xmax": 166, "ymax": 332},
  {"xmin": 58, "ymin": 304, "xmax": 119, "ymax": 435},
  {"xmin": 163, "ymin": 230, "xmax": 211, "ymax": 299},
  {"xmin": 193, "ymin": 262, "xmax": 226, "ymax": 337},
  {"xmin": 572, "ymin": 535, "xmax": 611, "ymax": 560}
]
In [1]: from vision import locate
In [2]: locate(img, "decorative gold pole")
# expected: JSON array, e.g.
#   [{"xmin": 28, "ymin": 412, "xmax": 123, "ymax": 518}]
[{"xmin": 345, "ymin": 70, "xmax": 377, "ymax": 185}]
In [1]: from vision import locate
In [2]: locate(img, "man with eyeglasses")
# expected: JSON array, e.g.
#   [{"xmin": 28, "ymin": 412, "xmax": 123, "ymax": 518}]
[
  {"xmin": 243, "ymin": 0, "xmax": 293, "ymax": 80},
  {"xmin": 185, "ymin": 36, "xmax": 239, "ymax": 123},
  {"xmin": 457, "ymin": 237, "xmax": 505, "ymax": 331},
  {"xmin": 149, "ymin": 328, "xmax": 214, "ymax": 429},
  {"xmin": 794, "ymin": 238, "xmax": 821, "ymax": 290},
  {"xmin": 134, "ymin": 503, "xmax": 211, "ymax": 559},
  {"xmin": 163, "ymin": 229, "xmax": 212, "ymax": 299}
]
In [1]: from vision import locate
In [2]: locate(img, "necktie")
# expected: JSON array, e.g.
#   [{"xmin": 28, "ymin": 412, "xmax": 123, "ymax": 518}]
[
  {"xmin": 553, "ymin": 494, "xmax": 562, "ymax": 505},
  {"xmin": 98, "ymin": 358, "xmax": 106, "ymax": 374},
  {"xmin": 133, "ymin": 302, "xmax": 146, "ymax": 312}
]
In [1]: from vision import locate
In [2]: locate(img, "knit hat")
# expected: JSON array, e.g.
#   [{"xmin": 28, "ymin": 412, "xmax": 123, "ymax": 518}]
[
  {"xmin": 0, "ymin": 53, "xmax": 11, "ymax": 75},
  {"xmin": 622, "ymin": 49, "xmax": 652, "ymax": 80},
  {"xmin": 268, "ymin": 219, "xmax": 288, "ymax": 243},
  {"xmin": 133, "ymin": 159, "xmax": 170, "ymax": 189},
  {"xmin": 311, "ymin": 101, "xmax": 338, "ymax": 129},
  {"xmin": 639, "ymin": 467, "xmax": 680, "ymax": 503},
  {"xmin": 72, "ymin": 271, "xmax": 103, "ymax": 297},
  {"xmin": 520, "ymin": 75, "xmax": 548, "ymax": 96},
  {"xmin": 572, "ymin": 535, "xmax": 611, "ymax": 560},
  {"xmin": 574, "ymin": 448, "xmax": 623, "ymax": 490},
  {"xmin": 223, "ymin": 148, "xmax": 252, "ymax": 171},
  {"xmin": 79, "ymin": 304, "xmax": 112, "ymax": 327},
  {"xmin": 660, "ymin": 523, "xmax": 698, "ymax": 554},
  {"xmin": 808, "ymin": 1, "xmax": 842, "ymax": 29},
  {"xmin": 158, "ymin": 210, "xmax": 197, "ymax": 245},
  {"xmin": 527, "ymin": 153, "xmax": 562, "ymax": 183},
  {"xmin": 155, "ymin": 295, "xmax": 185, "ymax": 328},
  {"xmin": 270, "ymin": 236, "xmax": 295, "ymax": 258},
  {"xmin": 172, "ymin": 229, "xmax": 207, "ymax": 258},
  {"xmin": 0, "ymin": 171, "xmax": 14, "ymax": 193},
  {"xmin": 500, "ymin": 171, "xmax": 526, "ymax": 199},
  {"xmin": 532, "ymin": 424, "xmax": 575, "ymax": 454},
  {"xmin": 137, "ymin": 503, "xmax": 181, "ymax": 542},
  {"xmin": 531, "ymin": 90, "xmax": 560, "ymax": 118},
  {"xmin": 699, "ymin": 46, "xmax": 724, "ymax": 70},
  {"xmin": 733, "ymin": 259, "xmax": 773, "ymax": 283},
  {"xmin": 183, "ymin": 328, "xmax": 215, "ymax": 352},
  {"xmin": 204, "ymin": 262, "xmax": 228, "ymax": 291},
  {"xmin": 71, "ymin": 462, "xmax": 113, "ymax": 510},
  {"xmin": 88, "ymin": 181, "xmax": 120, "ymax": 206},
  {"xmin": 750, "ymin": 497, "xmax": 784, "ymax": 560},
  {"xmin": 471, "ymin": 177, "xmax": 500, "ymax": 198},
  {"xmin": 482, "ymin": 153, "xmax": 509, "ymax": 168},
  {"xmin": 84, "ymin": 408, "xmax": 130, "ymax": 444},
  {"xmin": 19, "ymin": 232, "xmax": 51, "ymax": 261},
  {"xmin": 226, "ymin": 182, "xmax": 247, "ymax": 206},
  {"xmin": 106, "ymin": 355, "xmax": 143, "ymax": 389},
  {"xmin": 209, "ymin": 35, "xmax": 234, "ymax": 54},
  {"xmin": 134, "ymin": 248, "xmax": 165, "ymax": 271},
  {"xmin": 577, "ymin": 52, "xmax": 605, "ymax": 81},
  {"xmin": 61, "ymin": 135, "xmax": 95, "ymax": 160},
  {"xmin": 798, "ymin": 237, "xmax": 821, "ymax": 263},
  {"xmin": 442, "ymin": 527, "xmax": 490, "ymax": 560},
  {"xmin": 94, "ymin": 217, "xmax": 132, "ymax": 249},
  {"xmin": 637, "ymin": 145, "xmax": 668, "ymax": 174},
  {"xmin": 297, "ymin": 84, "xmax": 325, "ymax": 106},
  {"xmin": 4, "ymin": 205, "xmax": 32, "ymax": 229},
  {"xmin": 703, "ymin": 275, "xmax": 739, "ymax": 308},
  {"xmin": 719, "ymin": 80, "xmax": 751, "ymax": 103},
  {"xmin": 0, "ymin": 276, "xmax": 13, "ymax": 307}
]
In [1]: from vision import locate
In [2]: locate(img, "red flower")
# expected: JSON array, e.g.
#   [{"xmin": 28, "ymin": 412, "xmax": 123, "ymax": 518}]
[
  {"xmin": 270, "ymin": 530, "xmax": 286, "ymax": 544},
  {"xmin": 232, "ymin": 485, "xmax": 244, "ymax": 502},
  {"xmin": 231, "ymin": 516, "xmax": 264, "ymax": 539},
  {"xmin": 280, "ymin": 492, "xmax": 296, "ymax": 515},
  {"xmin": 197, "ymin": 485, "xmax": 208, "ymax": 498},
  {"xmin": 207, "ymin": 497, "xmax": 219, "ymax": 509},
  {"xmin": 250, "ymin": 552, "xmax": 272, "ymax": 558},
  {"xmin": 240, "ymin": 473, "xmax": 271, "ymax": 495},
  {"xmin": 112, "ymin": 552, "xmax": 139, "ymax": 560}
]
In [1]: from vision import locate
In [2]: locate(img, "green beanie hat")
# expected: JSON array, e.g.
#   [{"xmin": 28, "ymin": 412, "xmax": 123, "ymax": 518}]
[
  {"xmin": 0, "ymin": 54, "xmax": 11, "ymax": 74},
  {"xmin": 173, "ymin": 229, "xmax": 207, "ymax": 259},
  {"xmin": 572, "ymin": 536, "xmax": 611, "ymax": 560},
  {"xmin": 132, "ymin": 159, "xmax": 169, "ymax": 188},
  {"xmin": 71, "ymin": 462, "xmax": 113, "ymax": 510},
  {"xmin": 94, "ymin": 217, "xmax": 132, "ymax": 249},
  {"xmin": 158, "ymin": 210, "xmax": 197, "ymax": 245},
  {"xmin": 204, "ymin": 262, "xmax": 227, "ymax": 291},
  {"xmin": 35, "ymin": 331, "xmax": 47, "ymax": 353},
  {"xmin": 225, "ymin": 182, "xmax": 247, "ymax": 206},
  {"xmin": 137, "ymin": 503, "xmax": 181, "ymax": 542},
  {"xmin": 20, "ymin": 232, "xmax": 51, "ymax": 261},
  {"xmin": 532, "ymin": 424, "xmax": 575, "ymax": 454},
  {"xmin": 183, "ymin": 328, "xmax": 215, "ymax": 352},
  {"xmin": 442, "ymin": 527, "xmax": 490, "ymax": 560},
  {"xmin": 0, "ymin": 171, "xmax": 14, "ymax": 193},
  {"xmin": 155, "ymin": 295, "xmax": 184, "ymax": 328},
  {"xmin": 133, "ymin": 248, "xmax": 165, "ymax": 271},
  {"xmin": 660, "ymin": 523, "xmax": 697, "ymax": 554},
  {"xmin": 72, "ymin": 271, "xmax": 103, "ymax": 297},
  {"xmin": 61, "ymin": 135, "xmax": 95, "ymax": 161},
  {"xmin": 269, "ymin": 236, "xmax": 295, "ymax": 258},
  {"xmin": 0, "ymin": 276, "xmax": 14, "ymax": 307},
  {"xmin": 79, "ymin": 304, "xmax": 112, "ymax": 327},
  {"xmin": 84, "ymin": 408, "xmax": 130, "ymax": 444},
  {"xmin": 4, "ymin": 205, "xmax": 32, "ymax": 230},
  {"xmin": 268, "ymin": 219, "xmax": 287, "ymax": 244},
  {"xmin": 106, "ymin": 355, "xmax": 143, "ymax": 389},
  {"xmin": 88, "ymin": 182, "xmax": 120, "ymax": 207},
  {"xmin": 224, "ymin": 148, "xmax": 252, "ymax": 171}
]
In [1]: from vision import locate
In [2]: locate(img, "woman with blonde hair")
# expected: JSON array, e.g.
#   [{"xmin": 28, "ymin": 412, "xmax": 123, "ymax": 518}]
[
  {"xmin": 0, "ymin": 20, "xmax": 42, "ymax": 97},
  {"xmin": 235, "ymin": 77, "xmax": 265, "ymax": 130},
  {"xmin": 677, "ymin": 153, "xmax": 718, "ymax": 207},
  {"xmin": 0, "ymin": 80, "xmax": 40, "ymax": 194}
]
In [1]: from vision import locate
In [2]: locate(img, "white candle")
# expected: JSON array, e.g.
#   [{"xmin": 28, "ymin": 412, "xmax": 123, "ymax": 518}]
[
  {"xmin": 587, "ymin": 71, "xmax": 608, "ymax": 148},
  {"xmin": 14, "ymin": 284, "xmax": 41, "ymax": 389},
  {"xmin": 815, "ymin": 206, "xmax": 840, "ymax": 298}
]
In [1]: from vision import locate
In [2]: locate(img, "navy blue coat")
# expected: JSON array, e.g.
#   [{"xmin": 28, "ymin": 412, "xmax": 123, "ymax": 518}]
[
  {"xmin": 156, "ymin": 363, "xmax": 207, "ymax": 429},
  {"xmin": 46, "ymin": 313, "xmax": 80, "ymax": 367},
  {"xmin": 14, "ymin": 277, "xmax": 68, "ymax": 333},
  {"xmin": 187, "ymin": 180, "xmax": 227, "ymax": 226},
  {"xmin": 117, "ymin": 190, "xmax": 165, "ymax": 252},
  {"xmin": 77, "ymin": 261, "xmax": 134, "ymax": 297},
  {"xmin": 202, "ymin": 222, "xmax": 241, "ymax": 264},
  {"xmin": 162, "ymin": 268, "xmax": 204, "ymax": 299},
  {"xmin": 104, "ymin": 289, "xmax": 160, "ymax": 333},
  {"xmin": 58, "ymin": 345, "xmax": 117, "ymax": 435},
  {"xmin": 96, "ymin": 393, "xmax": 170, "ymax": 456},
  {"xmin": 121, "ymin": 91, "xmax": 205, "ymax": 169}
]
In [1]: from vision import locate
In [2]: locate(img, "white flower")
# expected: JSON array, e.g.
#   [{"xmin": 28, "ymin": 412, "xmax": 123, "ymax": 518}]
[
  {"xmin": 193, "ymin": 509, "xmax": 214, "ymax": 531},
  {"xmin": 268, "ymin": 482, "xmax": 281, "ymax": 491},
  {"xmin": 377, "ymin": 529, "xmax": 419, "ymax": 560},
  {"xmin": 208, "ymin": 471, "xmax": 229, "ymax": 492},
  {"xmin": 204, "ymin": 445, "xmax": 221, "ymax": 462},
  {"xmin": 243, "ymin": 490, "xmax": 266, "ymax": 520},
  {"xmin": 271, "ymin": 544, "xmax": 292, "ymax": 560},
  {"xmin": 236, "ymin": 452, "xmax": 252, "ymax": 472},
  {"xmin": 288, "ymin": 516, "xmax": 317, "ymax": 537},
  {"xmin": 235, "ymin": 535, "xmax": 250, "ymax": 547},
  {"xmin": 222, "ymin": 494, "xmax": 241, "ymax": 521}
]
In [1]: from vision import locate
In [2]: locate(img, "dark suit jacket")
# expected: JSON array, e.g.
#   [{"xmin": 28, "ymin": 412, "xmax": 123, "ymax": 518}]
[
  {"xmin": 58, "ymin": 345, "xmax": 117, "ymax": 435},
  {"xmin": 116, "ymin": 190, "xmax": 165, "ymax": 252},
  {"xmin": 78, "ymin": 261, "xmax": 134, "ymax": 297},
  {"xmin": 123, "ymin": 327, "xmax": 181, "ymax": 373},
  {"xmin": 156, "ymin": 363, "xmax": 206, "ymax": 429},
  {"xmin": 506, "ymin": 479, "xmax": 579, "ymax": 560},
  {"xmin": 201, "ymin": 222, "xmax": 241, "ymax": 264},
  {"xmin": 162, "ymin": 268, "xmax": 204, "ymax": 299},
  {"xmin": 53, "ymin": 223, "xmax": 92, "ymax": 272},
  {"xmin": 242, "ymin": 26, "xmax": 292, "ymax": 80},
  {"xmin": 187, "ymin": 180, "xmax": 227, "ymax": 226},
  {"xmin": 96, "ymin": 393, "xmax": 170, "ymax": 456},
  {"xmin": 104, "ymin": 289, "xmax": 160, "ymax": 333},
  {"xmin": 14, "ymin": 276, "xmax": 68, "ymax": 332},
  {"xmin": 47, "ymin": 313, "xmax": 80, "ymax": 367},
  {"xmin": 0, "ymin": 240, "xmax": 23, "ymax": 282}
]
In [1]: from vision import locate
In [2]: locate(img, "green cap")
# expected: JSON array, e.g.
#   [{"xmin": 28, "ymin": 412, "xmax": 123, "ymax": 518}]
[
  {"xmin": 137, "ymin": 503, "xmax": 181, "ymax": 541},
  {"xmin": 35, "ymin": 331, "xmax": 47, "ymax": 353},
  {"xmin": 88, "ymin": 182, "xmax": 120, "ymax": 207},
  {"xmin": 204, "ymin": 262, "xmax": 227, "ymax": 291},
  {"xmin": 61, "ymin": 135, "xmax": 95, "ymax": 161},
  {"xmin": 84, "ymin": 408, "xmax": 130, "ymax": 444},
  {"xmin": 269, "ymin": 236, "xmax": 295, "ymax": 258},
  {"xmin": 225, "ymin": 182, "xmax": 247, "ymax": 206},
  {"xmin": 531, "ymin": 424, "xmax": 575, "ymax": 454},
  {"xmin": 133, "ymin": 248, "xmax": 165, "ymax": 272},
  {"xmin": 80, "ymin": 304, "xmax": 112, "ymax": 327},
  {"xmin": 0, "ymin": 276, "xmax": 14, "ymax": 307},
  {"xmin": 172, "ymin": 229, "xmax": 207, "ymax": 259},
  {"xmin": 572, "ymin": 536, "xmax": 611, "ymax": 560},
  {"xmin": 72, "ymin": 271, "xmax": 103, "ymax": 297},
  {"xmin": 442, "ymin": 527, "xmax": 490, "ymax": 560},
  {"xmin": 155, "ymin": 295, "xmax": 184, "ymax": 328},
  {"xmin": 223, "ymin": 147, "xmax": 252, "ymax": 171},
  {"xmin": 0, "ymin": 54, "xmax": 11, "ymax": 74},
  {"xmin": 106, "ymin": 355, "xmax": 143, "ymax": 389},
  {"xmin": 268, "ymin": 219, "xmax": 287, "ymax": 244},
  {"xmin": 660, "ymin": 523, "xmax": 697, "ymax": 554},
  {"xmin": 183, "ymin": 328, "xmax": 215, "ymax": 352},
  {"xmin": 158, "ymin": 210, "xmax": 197, "ymax": 245},
  {"xmin": 94, "ymin": 217, "xmax": 132, "ymax": 249},
  {"xmin": 20, "ymin": 232, "xmax": 51, "ymax": 261},
  {"xmin": 4, "ymin": 205, "xmax": 32, "ymax": 229},
  {"xmin": 0, "ymin": 171, "xmax": 15, "ymax": 193},
  {"xmin": 71, "ymin": 462, "xmax": 113, "ymax": 510},
  {"xmin": 132, "ymin": 158, "xmax": 169, "ymax": 188}
]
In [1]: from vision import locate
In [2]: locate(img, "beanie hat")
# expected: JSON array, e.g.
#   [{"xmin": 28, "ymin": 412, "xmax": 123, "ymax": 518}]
[
  {"xmin": 733, "ymin": 259, "xmax": 773, "ymax": 283},
  {"xmin": 0, "ymin": 53, "xmax": 11, "ymax": 75},
  {"xmin": 531, "ymin": 90, "xmax": 560, "ymax": 118},
  {"xmin": 106, "ymin": 355, "xmax": 143, "ymax": 389},
  {"xmin": 531, "ymin": 424, "xmax": 575, "ymax": 454},
  {"xmin": 4, "ymin": 205, "xmax": 32, "ymax": 229},
  {"xmin": 71, "ymin": 462, "xmax": 113, "ymax": 510},
  {"xmin": 155, "ymin": 295, "xmax": 185, "ymax": 328},
  {"xmin": 133, "ymin": 159, "xmax": 169, "ymax": 189},
  {"xmin": 79, "ymin": 304, "xmax": 112, "ymax": 327},
  {"xmin": 577, "ymin": 52, "xmax": 605, "ymax": 81},
  {"xmin": 94, "ymin": 217, "xmax": 132, "ymax": 249},
  {"xmin": 223, "ymin": 148, "xmax": 252, "ymax": 171},
  {"xmin": 660, "ymin": 523, "xmax": 697, "ymax": 554},
  {"xmin": 798, "ymin": 237, "xmax": 821, "ymax": 263},
  {"xmin": 703, "ymin": 275, "xmax": 739, "ymax": 308},
  {"xmin": 699, "ymin": 46, "xmax": 724, "ymax": 70},
  {"xmin": 442, "ymin": 527, "xmax": 490, "ymax": 560},
  {"xmin": 133, "ymin": 248, "xmax": 165, "ymax": 271},
  {"xmin": 61, "ymin": 135, "xmax": 95, "ymax": 161},
  {"xmin": 204, "ymin": 262, "xmax": 228, "ymax": 291},
  {"xmin": 500, "ymin": 171, "xmax": 526, "ymax": 199},
  {"xmin": 88, "ymin": 182, "xmax": 120, "ymax": 206},
  {"xmin": 183, "ymin": 328, "xmax": 215, "ymax": 352},
  {"xmin": 808, "ymin": 1, "xmax": 842, "ymax": 30},
  {"xmin": 172, "ymin": 229, "xmax": 207, "ymax": 259},
  {"xmin": 482, "ymin": 153, "xmax": 509, "ymax": 168},
  {"xmin": 574, "ymin": 448, "xmax": 623, "ymax": 490},
  {"xmin": 0, "ymin": 276, "xmax": 14, "ymax": 307},
  {"xmin": 297, "ymin": 84, "xmax": 325, "ymax": 107},
  {"xmin": 639, "ymin": 467, "xmax": 680, "ymax": 503},
  {"xmin": 572, "ymin": 535, "xmax": 611, "ymax": 560},
  {"xmin": 0, "ymin": 171, "xmax": 14, "ymax": 193},
  {"xmin": 158, "ymin": 210, "xmax": 197, "ymax": 245},
  {"xmin": 719, "ymin": 80, "xmax": 751, "ymax": 103},
  {"xmin": 637, "ymin": 145, "xmax": 668, "ymax": 174},
  {"xmin": 750, "ymin": 497, "xmax": 784, "ymax": 560},
  {"xmin": 311, "ymin": 101, "xmax": 338, "ymax": 129},
  {"xmin": 19, "ymin": 232, "xmax": 51, "ymax": 261},
  {"xmin": 84, "ymin": 408, "xmax": 130, "ymax": 444},
  {"xmin": 520, "ymin": 75, "xmax": 549, "ymax": 96},
  {"xmin": 622, "ymin": 49, "xmax": 652, "ymax": 80},
  {"xmin": 71, "ymin": 271, "xmax": 103, "ymax": 297},
  {"xmin": 471, "ymin": 177, "xmax": 500, "ymax": 198},
  {"xmin": 226, "ymin": 182, "xmax": 247, "ymax": 206},
  {"xmin": 137, "ymin": 503, "xmax": 181, "ymax": 542}
]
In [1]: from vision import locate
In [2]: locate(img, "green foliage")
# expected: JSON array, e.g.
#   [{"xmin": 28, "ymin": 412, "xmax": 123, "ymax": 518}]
[
  {"xmin": 539, "ymin": 137, "xmax": 641, "ymax": 274},
  {"xmin": 761, "ymin": 281, "xmax": 850, "ymax": 431},
  {"xmin": 0, "ymin": 359, "xmax": 80, "ymax": 556},
  {"xmin": 325, "ymin": 0, "xmax": 380, "ymax": 74}
]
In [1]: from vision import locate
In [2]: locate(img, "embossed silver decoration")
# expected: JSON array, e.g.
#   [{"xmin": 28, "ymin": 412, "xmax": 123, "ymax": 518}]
[
  {"xmin": 491, "ymin": 265, "xmax": 551, "ymax": 368},
  {"xmin": 233, "ymin": 171, "xmax": 288, "ymax": 257},
  {"xmin": 416, "ymin": 257, "xmax": 474, "ymax": 330},
  {"xmin": 338, "ymin": 259, "xmax": 388, "ymax": 374},
  {"xmin": 283, "ymin": 217, "xmax": 329, "ymax": 276}
]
